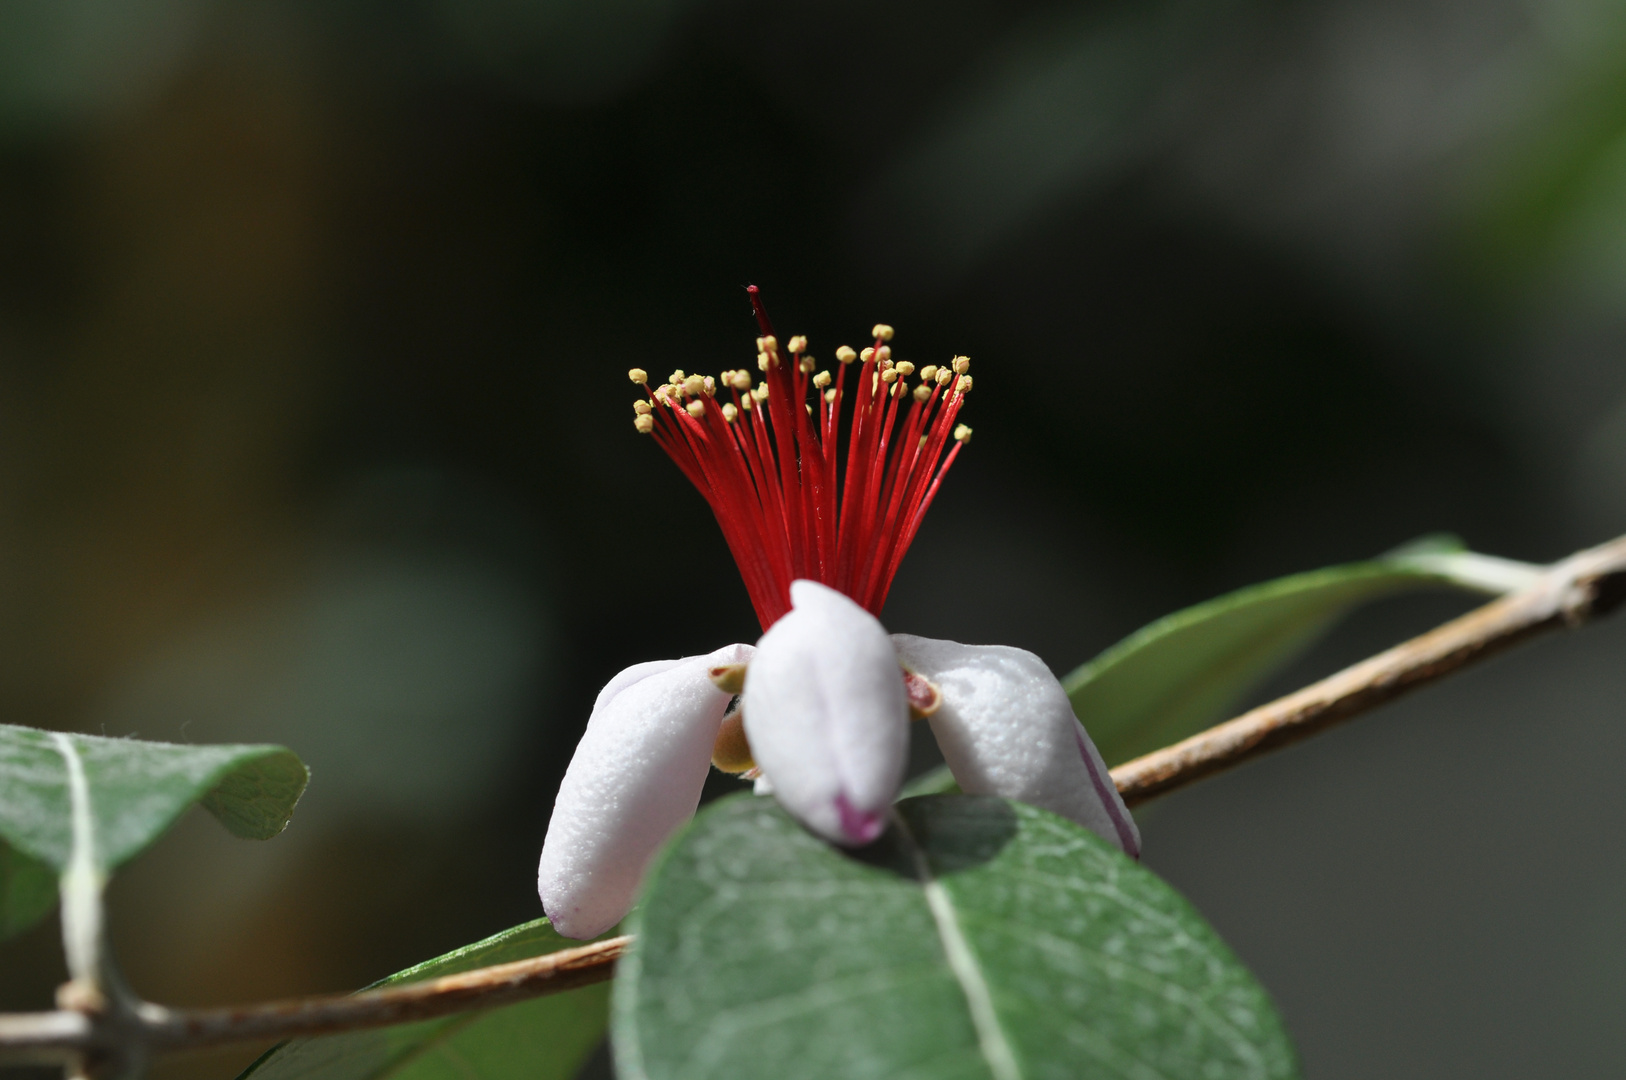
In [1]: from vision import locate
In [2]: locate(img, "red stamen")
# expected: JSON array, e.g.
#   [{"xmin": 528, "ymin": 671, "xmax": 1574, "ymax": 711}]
[{"xmin": 629, "ymin": 289, "xmax": 972, "ymax": 629}]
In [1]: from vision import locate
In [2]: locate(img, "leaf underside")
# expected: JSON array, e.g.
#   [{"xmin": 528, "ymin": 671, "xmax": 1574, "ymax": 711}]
[
  {"xmin": 617, "ymin": 794, "xmax": 1300, "ymax": 1080},
  {"xmin": 240, "ymin": 919, "xmax": 610, "ymax": 1080}
]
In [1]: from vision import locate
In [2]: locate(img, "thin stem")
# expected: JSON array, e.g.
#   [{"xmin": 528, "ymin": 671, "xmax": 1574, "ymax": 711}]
[{"xmin": 5, "ymin": 533, "xmax": 1625, "ymax": 1063}]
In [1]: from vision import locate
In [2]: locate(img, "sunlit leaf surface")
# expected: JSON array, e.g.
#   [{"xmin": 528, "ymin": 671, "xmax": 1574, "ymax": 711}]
[{"xmin": 617, "ymin": 794, "xmax": 1299, "ymax": 1080}]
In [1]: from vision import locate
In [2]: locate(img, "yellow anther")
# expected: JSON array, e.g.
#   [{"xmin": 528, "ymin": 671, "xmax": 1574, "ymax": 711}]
[
  {"xmin": 860, "ymin": 347, "xmax": 875, "ymax": 363},
  {"xmin": 836, "ymin": 346, "xmax": 858, "ymax": 364},
  {"xmin": 722, "ymin": 402, "xmax": 739, "ymax": 423},
  {"xmin": 954, "ymin": 424, "xmax": 973, "ymax": 443},
  {"xmin": 730, "ymin": 370, "xmax": 752, "ymax": 391},
  {"xmin": 876, "ymin": 345, "xmax": 892, "ymax": 362},
  {"xmin": 634, "ymin": 414, "xmax": 655, "ymax": 434},
  {"xmin": 634, "ymin": 399, "xmax": 653, "ymax": 415},
  {"xmin": 709, "ymin": 663, "xmax": 748, "ymax": 694},
  {"xmin": 757, "ymin": 351, "xmax": 773, "ymax": 372},
  {"xmin": 711, "ymin": 708, "xmax": 755, "ymax": 774},
  {"xmin": 824, "ymin": 388, "xmax": 838, "ymax": 403},
  {"xmin": 629, "ymin": 368, "xmax": 649, "ymax": 384},
  {"xmin": 955, "ymin": 375, "xmax": 973, "ymax": 394},
  {"xmin": 813, "ymin": 370, "xmax": 832, "ymax": 389},
  {"xmin": 799, "ymin": 356, "xmax": 816, "ymax": 373},
  {"xmin": 918, "ymin": 434, "xmax": 928, "ymax": 449},
  {"xmin": 752, "ymin": 383, "xmax": 770, "ymax": 401},
  {"xmin": 757, "ymin": 335, "xmax": 778, "ymax": 354},
  {"xmin": 742, "ymin": 393, "xmax": 755, "ymax": 411},
  {"xmin": 919, "ymin": 364, "xmax": 938, "ymax": 382},
  {"xmin": 893, "ymin": 380, "xmax": 907, "ymax": 398},
  {"xmin": 952, "ymin": 356, "xmax": 970, "ymax": 375},
  {"xmin": 895, "ymin": 361, "xmax": 915, "ymax": 376},
  {"xmin": 703, "ymin": 375, "xmax": 717, "ymax": 396},
  {"xmin": 654, "ymin": 384, "xmax": 673, "ymax": 401},
  {"xmin": 871, "ymin": 324, "xmax": 895, "ymax": 341},
  {"xmin": 935, "ymin": 367, "xmax": 953, "ymax": 385},
  {"xmin": 880, "ymin": 368, "xmax": 899, "ymax": 383},
  {"xmin": 788, "ymin": 335, "xmax": 807, "ymax": 354},
  {"xmin": 686, "ymin": 400, "xmax": 707, "ymax": 418},
  {"xmin": 670, "ymin": 369, "xmax": 687, "ymax": 384},
  {"xmin": 806, "ymin": 403, "xmax": 814, "ymax": 415},
  {"xmin": 683, "ymin": 374, "xmax": 706, "ymax": 397},
  {"xmin": 913, "ymin": 383, "xmax": 931, "ymax": 403}
]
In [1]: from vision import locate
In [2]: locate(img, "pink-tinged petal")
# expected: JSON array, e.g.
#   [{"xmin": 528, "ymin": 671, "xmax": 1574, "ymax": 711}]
[
  {"xmin": 744, "ymin": 580, "xmax": 908, "ymax": 845},
  {"xmin": 892, "ymin": 634, "xmax": 1141, "ymax": 858},
  {"xmin": 538, "ymin": 642, "xmax": 753, "ymax": 938}
]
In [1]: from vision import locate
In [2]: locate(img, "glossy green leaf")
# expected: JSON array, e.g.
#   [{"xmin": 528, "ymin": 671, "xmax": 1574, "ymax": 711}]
[
  {"xmin": 240, "ymin": 919, "xmax": 610, "ymax": 1080},
  {"xmin": 0, "ymin": 840, "xmax": 56, "ymax": 940},
  {"xmin": 1063, "ymin": 539, "xmax": 1542, "ymax": 766},
  {"xmin": 0, "ymin": 723, "xmax": 308, "ymax": 936},
  {"xmin": 617, "ymin": 794, "xmax": 1299, "ymax": 1080}
]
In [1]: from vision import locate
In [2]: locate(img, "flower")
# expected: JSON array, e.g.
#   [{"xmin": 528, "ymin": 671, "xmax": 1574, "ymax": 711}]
[{"xmin": 538, "ymin": 290, "xmax": 1135, "ymax": 939}]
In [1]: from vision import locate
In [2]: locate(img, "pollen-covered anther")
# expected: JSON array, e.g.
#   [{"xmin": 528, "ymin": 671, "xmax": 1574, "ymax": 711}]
[
  {"xmin": 836, "ymin": 346, "xmax": 857, "ymax": 364},
  {"xmin": 629, "ymin": 368, "xmax": 649, "ymax": 384},
  {"xmin": 876, "ymin": 345, "xmax": 892, "ymax": 362},
  {"xmin": 634, "ymin": 414, "xmax": 655, "ymax": 434},
  {"xmin": 880, "ymin": 368, "xmax": 899, "ymax": 384},
  {"xmin": 741, "ymin": 394, "xmax": 755, "ymax": 412},
  {"xmin": 935, "ymin": 367, "xmax": 952, "ymax": 386},
  {"xmin": 954, "ymin": 424, "xmax": 973, "ymax": 443},
  {"xmin": 799, "ymin": 356, "xmax": 816, "ymax": 373},
  {"xmin": 670, "ymin": 369, "xmax": 687, "ymax": 384},
  {"xmin": 919, "ymin": 364, "xmax": 938, "ymax": 382},
  {"xmin": 730, "ymin": 370, "xmax": 752, "ymax": 391},
  {"xmin": 757, "ymin": 335, "xmax": 779, "ymax": 355},
  {"xmin": 824, "ymin": 388, "xmax": 838, "ymax": 403},
  {"xmin": 872, "ymin": 324, "xmax": 895, "ymax": 342},
  {"xmin": 955, "ymin": 375, "xmax": 973, "ymax": 394},
  {"xmin": 757, "ymin": 351, "xmax": 772, "ymax": 372},
  {"xmin": 633, "ymin": 400, "xmax": 652, "ymax": 415},
  {"xmin": 813, "ymin": 371, "xmax": 832, "ymax": 389},
  {"xmin": 752, "ymin": 383, "xmax": 770, "ymax": 402},
  {"xmin": 703, "ymin": 376, "xmax": 717, "ymax": 396},
  {"xmin": 788, "ymin": 335, "xmax": 807, "ymax": 354},
  {"xmin": 860, "ymin": 347, "xmax": 875, "ymax": 364},
  {"xmin": 902, "ymin": 668, "xmax": 942, "ymax": 720},
  {"xmin": 686, "ymin": 400, "xmax": 707, "ymax": 418},
  {"xmin": 912, "ymin": 384, "xmax": 931, "ymax": 403},
  {"xmin": 894, "ymin": 361, "xmax": 915, "ymax": 377},
  {"xmin": 708, "ymin": 662, "xmax": 748, "ymax": 694},
  {"xmin": 711, "ymin": 707, "xmax": 756, "ymax": 774},
  {"xmin": 722, "ymin": 403, "xmax": 739, "ymax": 423},
  {"xmin": 952, "ymin": 356, "xmax": 970, "ymax": 375},
  {"xmin": 682, "ymin": 374, "xmax": 705, "ymax": 397}
]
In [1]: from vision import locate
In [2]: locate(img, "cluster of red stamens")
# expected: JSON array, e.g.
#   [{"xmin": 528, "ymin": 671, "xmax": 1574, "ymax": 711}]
[{"xmin": 631, "ymin": 287, "xmax": 972, "ymax": 630}]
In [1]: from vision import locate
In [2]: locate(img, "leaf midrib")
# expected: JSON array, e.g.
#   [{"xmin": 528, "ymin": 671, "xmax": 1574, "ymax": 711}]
[{"xmin": 892, "ymin": 811, "xmax": 1021, "ymax": 1080}]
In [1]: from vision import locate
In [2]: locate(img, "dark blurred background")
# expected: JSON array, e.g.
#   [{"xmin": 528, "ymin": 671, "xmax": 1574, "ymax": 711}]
[{"xmin": 0, "ymin": 1, "xmax": 1624, "ymax": 1077}]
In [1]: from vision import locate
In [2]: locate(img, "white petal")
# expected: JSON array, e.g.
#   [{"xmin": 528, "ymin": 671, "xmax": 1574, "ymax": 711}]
[
  {"xmin": 744, "ymin": 580, "xmax": 907, "ymax": 845},
  {"xmin": 892, "ymin": 634, "xmax": 1141, "ymax": 858},
  {"xmin": 538, "ymin": 642, "xmax": 752, "ymax": 938}
]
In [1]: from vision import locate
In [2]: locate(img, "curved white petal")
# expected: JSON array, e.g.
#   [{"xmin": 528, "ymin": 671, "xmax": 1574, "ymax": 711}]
[
  {"xmin": 744, "ymin": 580, "xmax": 907, "ymax": 845},
  {"xmin": 538, "ymin": 642, "xmax": 752, "ymax": 938},
  {"xmin": 892, "ymin": 634, "xmax": 1141, "ymax": 858}
]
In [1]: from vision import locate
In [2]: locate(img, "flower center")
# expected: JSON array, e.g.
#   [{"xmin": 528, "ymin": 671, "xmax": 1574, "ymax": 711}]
[{"xmin": 629, "ymin": 286, "xmax": 973, "ymax": 629}]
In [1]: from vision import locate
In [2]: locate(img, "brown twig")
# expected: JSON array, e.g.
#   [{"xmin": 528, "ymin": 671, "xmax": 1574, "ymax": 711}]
[
  {"xmin": 1109, "ymin": 534, "xmax": 1626, "ymax": 806},
  {"xmin": 5, "ymin": 534, "xmax": 1626, "ymax": 1062},
  {"xmin": 0, "ymin": 937, "xmax": 629, "ymax": 1064}
]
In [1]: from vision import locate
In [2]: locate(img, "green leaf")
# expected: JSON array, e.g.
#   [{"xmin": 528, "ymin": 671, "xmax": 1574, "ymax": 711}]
[
  {"xmin": 617, "ymin": 794, "xmax": 1300, "ymax": 1080},
  {"xmin": 0, "ymin": 723, "xmax": 308, "ymax": 871},
  {"xmin": 240, "ymin": 919, "xmax": 610, "ymax": 1080},
  {"xmin": 0, "ymin": 723, "xmax": 308, "ymax": 942},
  {"xmin": 0, "ymin": 840, "xmax": 56, "ymax": 940},
  {"xmin": 1063, "ymin": 539, "xmax": 1542, "ymax": 766}
]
